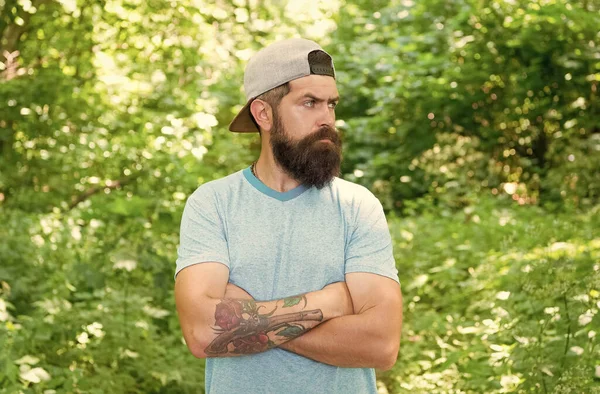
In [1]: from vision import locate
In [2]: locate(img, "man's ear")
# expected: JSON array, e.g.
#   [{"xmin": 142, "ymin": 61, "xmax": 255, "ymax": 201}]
[{"xmin": 249, "ymin": 99, "xmax": 273, "ymax": 132}]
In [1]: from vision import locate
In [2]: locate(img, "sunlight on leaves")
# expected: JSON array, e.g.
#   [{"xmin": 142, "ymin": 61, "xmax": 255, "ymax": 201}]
[
  {"xmin": 496, "ymin": 291, "xmax": 511, "ymax": 300},
  {"xmin": 14, "ymin": 355, "xmax": 40, "ymax": 365},
  {"xmin": 143, "ymin": 305, "xmax": 170, "ymax": 319},
  {"xmin": 120, "ymin": 348, "xmax": 139, "ymax": 359},
  {"xmin": 0, "ymin": 299, "xmax": 10, "ymax": 322},
  {"xmin": 113, "ymin": 259, "xmax": 137, "ymax": 272},
  {"xmin": 19, "ymin": 366, "xmax": 51, "ymax": 384}
]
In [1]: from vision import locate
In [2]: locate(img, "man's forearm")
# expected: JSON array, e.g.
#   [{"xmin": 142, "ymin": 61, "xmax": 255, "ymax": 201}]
[
  {"xmin": 279, "ymin": 306, "xmax": 400, "ymax": 370},
  {"xmin": 180, "ymin": 284, "xmax": 350, "ymax": 359},
  {"xmin": 204, "ymin": 295, "xmax": 324, "ymax": 357}
]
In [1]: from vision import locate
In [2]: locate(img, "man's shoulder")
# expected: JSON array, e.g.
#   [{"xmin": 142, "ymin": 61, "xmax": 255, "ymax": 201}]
[
  {"xmin": 188, "ymin": 169, "xmax": 245, "ymax": 200},
  {"xmin": 330, "ymin": 176, "xmax": 380, "ymax": 206}
]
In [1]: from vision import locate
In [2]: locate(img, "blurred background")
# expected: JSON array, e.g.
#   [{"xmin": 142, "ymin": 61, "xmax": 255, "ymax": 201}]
[{"xmin": 1, "ymin": 0, "xmax": 599, "ymax": 392}]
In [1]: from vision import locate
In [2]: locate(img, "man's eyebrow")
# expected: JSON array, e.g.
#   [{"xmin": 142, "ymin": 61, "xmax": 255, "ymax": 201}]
[{"xmin": 301, "ymin": 94, "xmax": 340, "ymax": 103}]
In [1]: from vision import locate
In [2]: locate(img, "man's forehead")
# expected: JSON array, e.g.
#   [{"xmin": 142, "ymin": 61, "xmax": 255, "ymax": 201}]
[{"xmin": 288, "ymin": 75, "xmax": 338, "ymax": 97}]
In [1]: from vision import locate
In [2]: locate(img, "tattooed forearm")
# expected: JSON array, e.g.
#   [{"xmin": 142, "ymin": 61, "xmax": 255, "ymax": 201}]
[
  {"xmin": 283, "ymin": 295, "xmax": 308, "ymax": 308},
  {"xmin": 205, "ymin": 297, "xmax": 322, "ymax": 355}
]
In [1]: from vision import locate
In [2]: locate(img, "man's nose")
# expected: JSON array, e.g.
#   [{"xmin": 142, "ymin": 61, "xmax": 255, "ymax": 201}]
[{"xmin": 318, "ymin": 104, "xmax": 335, "ymax": 128}]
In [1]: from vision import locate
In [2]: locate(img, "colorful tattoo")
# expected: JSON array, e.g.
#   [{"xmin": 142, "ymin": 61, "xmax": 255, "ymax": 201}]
[
  {"xmin": 205, "ymin": 297, "xmax": 322, "ymax": 355},
  {"xmin": 282, "ymin": 295, "xmax": 308, "ymax": 308}
]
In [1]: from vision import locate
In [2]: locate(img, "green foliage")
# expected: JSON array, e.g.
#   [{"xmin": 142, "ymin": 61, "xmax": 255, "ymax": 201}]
[
  {"xmin": 381, "ymin": 195, "xmax": 600, "ymax": 393},
  {"xmin": 0, "ymin": 205, "xmax": 203, "ymax": 393},
  {"xmin": 331, "ymin": 0, "xmax": 600, "ymax": 211}
]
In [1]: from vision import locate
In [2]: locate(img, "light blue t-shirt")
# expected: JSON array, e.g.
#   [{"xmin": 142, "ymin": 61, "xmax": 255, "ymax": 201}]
[{"xmin": 175, "ymin": 167, "xmax": 399, "ymax": 394}]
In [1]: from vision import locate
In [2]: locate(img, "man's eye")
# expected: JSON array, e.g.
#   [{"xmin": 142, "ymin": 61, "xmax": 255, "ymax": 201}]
[
  {"xmin": 304, "ymin": 100, "xmax": 315, "ymax": 107},
  {"xmin": 328, "ymin": 102, "xmax": 338, "ymax": 109}
]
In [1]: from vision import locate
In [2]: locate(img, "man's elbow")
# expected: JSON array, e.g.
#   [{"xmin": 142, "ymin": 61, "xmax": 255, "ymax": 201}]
[
  {"xmin": 376, "ymin": 340, "xmax": 400, "ymax": 371},
  {"xmin": 187, "ymin": 341, "xmax": 208, "ymax": 359},
  {"xmin": 182, "ymin": 328, "xmax": 211, "ymax": 359}
]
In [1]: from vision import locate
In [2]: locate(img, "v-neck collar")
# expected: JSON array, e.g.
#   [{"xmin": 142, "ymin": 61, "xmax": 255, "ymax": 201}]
[{"xmin": 243, "ymin": 167, "xmax": 309, "ymax": 202}]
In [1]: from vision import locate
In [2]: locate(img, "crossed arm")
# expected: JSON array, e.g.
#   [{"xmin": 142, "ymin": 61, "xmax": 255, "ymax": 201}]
[
  {"xmin": 280, "ymin": 272, "xmax": 401, "ymax": 370},
  {"xmin": 175, "ymin": 262, "xmax": 402, "ymax": 370},
  {"xmin": 175, "ymin": 262, "xmax": 353, "ymax": 358}
]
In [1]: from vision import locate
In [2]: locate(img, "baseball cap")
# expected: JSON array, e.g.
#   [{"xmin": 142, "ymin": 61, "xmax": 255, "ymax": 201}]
[{"xmin": 228, "ymin": 38, "xmax": 336, "ymax": 133}]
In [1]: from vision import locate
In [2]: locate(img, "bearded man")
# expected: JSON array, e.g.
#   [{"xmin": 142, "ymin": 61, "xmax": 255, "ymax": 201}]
[{"xmin": 174, "ymin": 38, "xmax": 402, "ymax": 394}]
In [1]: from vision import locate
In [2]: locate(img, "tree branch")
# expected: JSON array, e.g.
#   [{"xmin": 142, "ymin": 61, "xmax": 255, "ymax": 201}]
[
  {"xmin": 0, "ymin": 0, "xmax": 53, "ymax": 63},
  {"xmin": 67, "ymin": 171, "xmax": 144, "ymax": 211}
]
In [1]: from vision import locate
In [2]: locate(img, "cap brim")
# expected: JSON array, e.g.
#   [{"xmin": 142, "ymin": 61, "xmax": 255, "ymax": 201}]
[{"xmin": 228, "ymin": 99, "xmax": 259, "ymax": 133}]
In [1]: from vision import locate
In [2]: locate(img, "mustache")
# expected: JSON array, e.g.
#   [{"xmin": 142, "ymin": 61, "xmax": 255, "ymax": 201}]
[{"xmin": 301, "ymin": 125, "xmax": 341, "ymax": 146}]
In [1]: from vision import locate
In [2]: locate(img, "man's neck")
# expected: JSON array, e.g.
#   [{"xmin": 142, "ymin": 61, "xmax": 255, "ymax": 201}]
[{"xmin": 254, "ymin": 150, "xmax": 301, "ymax": 193}]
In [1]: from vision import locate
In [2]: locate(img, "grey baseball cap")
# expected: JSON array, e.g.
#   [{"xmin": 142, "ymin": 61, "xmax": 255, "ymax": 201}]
[{"xmin": 228, "ymin": 38, "xmax": 336, "ymax": 133}]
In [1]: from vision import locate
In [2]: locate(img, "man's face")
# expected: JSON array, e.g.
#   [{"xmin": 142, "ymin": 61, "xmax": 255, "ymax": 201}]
[{"xmin": 269, "ymin": 75, "xmax": 342, "ymax": 189}]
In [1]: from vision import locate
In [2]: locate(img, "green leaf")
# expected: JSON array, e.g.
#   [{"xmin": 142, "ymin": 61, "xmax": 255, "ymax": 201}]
[
  {"xmin": 277, "ymin": 325, "xmax": 305, "ymax": 339},
  {"xmin": 283, "ymin": 295, "xmax": 305, "ymax": 308}
]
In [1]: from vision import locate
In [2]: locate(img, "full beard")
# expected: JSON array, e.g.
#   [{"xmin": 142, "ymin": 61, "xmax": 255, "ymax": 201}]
[{"xmin": 270, "ymin": 115, "xmax": 342, "ymax": 189}]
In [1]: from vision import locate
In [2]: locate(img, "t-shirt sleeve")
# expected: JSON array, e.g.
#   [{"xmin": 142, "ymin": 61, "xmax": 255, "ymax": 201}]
[
  {"xmin": 174, "ymin": 186, "xmax": 229, "ymax": 280},
  {"xmin": 344, "ymin": 194, "xmax": 399, "ymax": 283}
]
